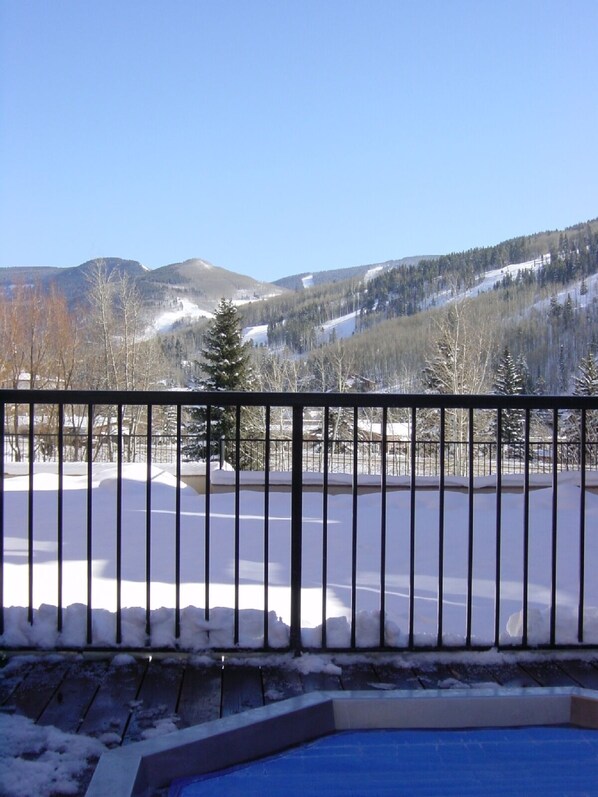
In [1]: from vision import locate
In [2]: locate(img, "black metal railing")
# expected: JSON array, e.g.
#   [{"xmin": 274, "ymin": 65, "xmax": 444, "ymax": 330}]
[
  {"xmin": 221, "ymin": 437, "xmax": 598, "ymax": 476},
  {"xmin": 4, "ymin": 430, "xmax": 596, "ymax": 477},
  {"xmin": 0, "ymin": 389, "xmax": 597, "ymax": 654}
]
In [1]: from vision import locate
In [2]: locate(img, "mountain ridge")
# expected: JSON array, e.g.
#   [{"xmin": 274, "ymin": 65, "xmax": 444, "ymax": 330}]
[{"xmin": 1, "ymin": 216, "xmax": 597, "ymax": 345}]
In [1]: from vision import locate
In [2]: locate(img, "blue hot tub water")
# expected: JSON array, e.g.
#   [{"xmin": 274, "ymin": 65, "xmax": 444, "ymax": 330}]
[{"xmin": 169, "ymin": 727, "xmax": 598, "ymax": 796}]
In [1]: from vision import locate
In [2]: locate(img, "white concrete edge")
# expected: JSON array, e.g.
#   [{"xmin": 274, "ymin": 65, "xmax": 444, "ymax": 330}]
[
  {"xmin": 7, "ymin": 463, "xmax": 597, "ymax": 490},
  {"xmin": 85, "ymin": 687, "xmax": 598, "ymax": 797}
]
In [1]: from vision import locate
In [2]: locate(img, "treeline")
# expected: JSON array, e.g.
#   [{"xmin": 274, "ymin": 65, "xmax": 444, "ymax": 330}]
[{"xmin": 0, "ymin": 263, "xmax": 169, "ymax": 392}]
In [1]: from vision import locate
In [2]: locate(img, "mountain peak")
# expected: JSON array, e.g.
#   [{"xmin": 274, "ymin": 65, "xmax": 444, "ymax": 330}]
[{"xmin": 180, "ymin": 258, "xmax": 214, "ymax": 270}]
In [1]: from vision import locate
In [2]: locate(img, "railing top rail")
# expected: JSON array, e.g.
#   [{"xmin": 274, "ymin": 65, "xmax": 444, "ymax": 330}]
[{"xmin": 1, "ymin": 388, "xmax": 598, "ymax": 411}]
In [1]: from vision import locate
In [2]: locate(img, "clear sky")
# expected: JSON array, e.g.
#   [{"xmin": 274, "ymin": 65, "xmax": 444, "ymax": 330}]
[{"xmin": 1, "ymin": 0, "xmax": 597, "ymax": 282}]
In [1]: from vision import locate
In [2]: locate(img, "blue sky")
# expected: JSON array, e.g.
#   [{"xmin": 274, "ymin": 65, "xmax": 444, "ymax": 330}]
[{"xmin": 1, "ymin": 0, "xmax": 597, "ymax": 282}]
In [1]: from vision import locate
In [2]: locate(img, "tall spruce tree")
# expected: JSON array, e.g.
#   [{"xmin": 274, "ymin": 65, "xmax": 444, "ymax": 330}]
[
  {"xmin": 184, "ymin": 298, "xmax": 253, "ymax": 460},
  {"xmin": 493, "ymin": 346, "xmax": 525, "ymax": 448},
  {"xmin": 573, "ymin": 350, "xmax": 598, "ymax": 397},
  {"xmin": 566, "ymin": 349, "xmax": 598, "ymax": 447}
]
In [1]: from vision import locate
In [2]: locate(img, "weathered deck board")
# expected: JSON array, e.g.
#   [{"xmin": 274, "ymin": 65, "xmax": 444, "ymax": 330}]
[
  {"xmin": 78, "ymin": 658, "xmax": 147, "ymax": 740},
  {"xmin": 38, "ymin": 659, "xmax": 108, "ymax": 733},
  {"xmin": 221, "ymin": 665, "xmax": 264, "ymax": 717},
  {"xmin": 262, "ymin": 665, "xmax": 304, "ymax": 704},
  {"xmin": 519, "ymin": 661, "xmax": 582, "ymax": 688},
  {"xmin": 0, "ymin": 659, "xmax": 31, "ymax": 704},
  {"xmin": 299, "ymin": 669, "xmax": 342, "ymax": 694},
  {"xmin": 483, "ymin": 662, "xmax": 540, "ymax": 688},
  {"xmin": 7, "ymin": 659, "xmax": 71, "ymax": 721},
  {"xmin": 176, "ymin": 664, "xmax": 222, "ymax": 727},
  {"xmin": 123, "ymin": 659, "xmax": 185, "ymax": 743},
  {"xmin": 371, "ymin": 664, "xmax": 423, "ymax": 689},
  {"xmin": 444, "ymin": 662, "xmax": 514, "ymax": 687},
  {"xmin": 339, "ymin": 663, "xmax": 381, "ymax": 690},
  {"xmin": 559, "ymin": 659, "xmax": 598, "ymax": 689},
  {"xmin": 413, "ymin": 662, "xmax": 456, "ymax": 689}
]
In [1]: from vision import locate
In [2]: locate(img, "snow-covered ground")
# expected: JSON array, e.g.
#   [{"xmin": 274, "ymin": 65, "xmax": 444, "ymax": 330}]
[
  {"xmin": 243, "ymin": 310, "xmax": 359, "ymax": 347},
  {"xmin": 316, "ymin": 310, "xmax": 359, "ymax": 344},
  {"xmin": 0, "ymin": 710, "xmax": 105, "ymax": 797},
  {"xmin": 2, "ymin": 464, "xmax": 597, "ymax": 650},
  {"xmin": 531, "ymin": 270, "xmax": 598, "ymax": 314},
  {"xmin": 460, "ymin": 255, "xmax": 548, "ymax": 301},
  {"xmin": 364, "ymin": 265, "xmax": 384, "ymax": 282},
  {"xmin": 242, "ymin": 323, "xmax": 269, "ymax": 346},
  {"xmin": 428, "ymin": 255, "xmax": 549, "ymax": 309}
]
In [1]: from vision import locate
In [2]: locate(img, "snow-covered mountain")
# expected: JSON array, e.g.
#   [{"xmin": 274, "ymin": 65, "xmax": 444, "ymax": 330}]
[{"xmin": 0, "ymin": 256, "xmax": 287, "ymax": 335}]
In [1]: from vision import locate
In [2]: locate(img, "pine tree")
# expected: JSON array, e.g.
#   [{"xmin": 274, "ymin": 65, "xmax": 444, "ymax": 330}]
[
  {"xmin": 184, "ymin": 299, "xmax": 254, "ymax": 461},
  {"xmin": 558, "ymin": 345, "xmax": 569, "ymax": 393},
  {"xmin": 563, "ymin": 294, "xmax": 574, "ymax": 327},
  {"xmin": 549, "ymin": 295, "xmax": 561, "ymax": 319},
  {"xmin": 515, "ymin": 354, "xmax": 532, "ymax": 394},
  {"xmin": 492, "ymin": 346, "xmax": 525, "ymax": 448},
  {"xmin": 580, "ymin": 278, "xmax": 588, "ymax": 296},
  {"xmin": 565, "ymin": 349, "xmax": 598, "ymax": 446},
  {"xmin": 573, "ymin": 350, "xmax": 598, "ymax": 397}
]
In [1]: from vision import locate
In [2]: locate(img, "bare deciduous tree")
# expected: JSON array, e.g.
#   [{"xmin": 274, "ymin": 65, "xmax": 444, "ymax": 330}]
[{"xmin": 422, "ymin": 302, "xmax": 496, "ymax": 473}]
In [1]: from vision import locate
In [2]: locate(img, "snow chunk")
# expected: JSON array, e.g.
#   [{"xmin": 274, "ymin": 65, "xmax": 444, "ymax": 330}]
[
  {"xmin": 291, "ymin": 654, "xmax": 342, "ymax": 676},
  {"xmin": 0, "ymin": 714, "xmax": 105, "ymax": 797}
]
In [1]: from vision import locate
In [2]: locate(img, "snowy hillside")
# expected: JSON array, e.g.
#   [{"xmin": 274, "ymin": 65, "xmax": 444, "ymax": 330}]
[
  {"xmin": 150, "ymin": 298, "xmax": 214, "ymax": 334},
  {"xmin": 243, "ymin": 255, "xmax": 553, "ymax": 351}
]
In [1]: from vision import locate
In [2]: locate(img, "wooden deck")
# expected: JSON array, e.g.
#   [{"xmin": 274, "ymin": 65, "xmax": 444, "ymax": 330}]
[
  {"xmin": 3, "ymin": 652, "xmax": 598, "ymax": 794},
  {"xmin": 4, "ymin": 653, "xmax": 598, "ymax": 742}
]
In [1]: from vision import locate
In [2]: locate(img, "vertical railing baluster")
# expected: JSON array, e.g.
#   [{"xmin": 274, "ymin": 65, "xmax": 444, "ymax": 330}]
[
  {"xmin": 116, "ymin": 404, "xmax": 123, "ymax": 644},
  {"xmin": 408, "ymin": 406, "xmax": 416, "ymax": 649},
  {"xmin": 145, "ymin": 404, "xmax": 152, "ymax": 639},
  {"xmin": 437, "ymin": 406, "xmax": 445, "ymax": 648},
  {"xmin": 204, "ymin": 405, "xmax": 211, "ymax": 623},
  {"xmin": 522, "ymin": 408, "xmax": 531, "ymax": 648},
  {"xmin": 57, "ymin": 403, "xmax": 64, "ymax": 634},
  {"xmin": 86, "ymin": 403, "xmax": 93, "ymax": 645},
  {"xmin": 494, "ymin": 407, "xmax": 503, "ymax": 649},
  {"xmin": 0, "ymin": 401, "xmax": 4, "ymax": 637},
  {"xmin": 321, "ymin": 405, "xmax": 330, "ymax": 648},
  {"xmin": 466, "ymin": 407, "xmax": 474, "ymax": 647},
  {"xmin": 28, "ymin": 403, "xmax": 34, "ymax": 625},
  {"xmin": 578, "ymin": 407, "xmax": 587, "ymax": 643},
  {"xmin": 379, "ymin": 406, "xmax": 387, "ymax": 649},
  {"xmin": 263, "ymin": 405, "xmax": 270, "ymax": 647},
  {"xmin": 350, "ymin": 406, "xmax": 359, "ymax": 649},
  {"xmin": 175, "ymin": 403, "xmax": 182, "ymax": 640},
  {"xmin": 550, "ymin": 408, "xmax": 559, "ymax": 646},
  {"xmin": 233, "ymin": 404, "xmax": 241, "ymax": 646},
  {"xmin": 290, "ymin": 403, "xmax": 303, "ymax": 653}
]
